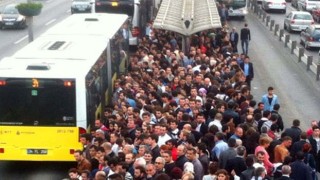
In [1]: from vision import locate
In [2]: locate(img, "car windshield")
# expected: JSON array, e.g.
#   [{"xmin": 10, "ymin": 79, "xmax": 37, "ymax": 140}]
[
  {"xmin": 294, "ymin": 14, "xmax": 312, "ymax": 20},
  {"xmin": 3, "ymin": 6, "xmax": 18, "ymax": 14}
]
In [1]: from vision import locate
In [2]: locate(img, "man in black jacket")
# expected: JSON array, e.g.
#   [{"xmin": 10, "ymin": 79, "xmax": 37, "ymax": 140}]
[
  {"xmin": 230, "ymin": 27, "xmax": 239, "ymax": 53},
  {"xmin": 240, "ymin": 23, "xmax": 251, "ymax": 55},
  {"xmin": 240, "ymin": 55, "xmax": 254, "ymax": 89},
  {"xmin": 225, "ymin": 146, "xmax": 247, "ymax": 179}
]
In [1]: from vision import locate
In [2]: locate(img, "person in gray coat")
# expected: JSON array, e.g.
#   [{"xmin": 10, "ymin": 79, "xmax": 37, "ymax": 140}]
[
  {"xmin": 219, "ymin": 138, "xmax": 237, "ymax": 169},
  {"xmin": 186, "ymin": 147, "xmax": 204, "ymax": 180}
]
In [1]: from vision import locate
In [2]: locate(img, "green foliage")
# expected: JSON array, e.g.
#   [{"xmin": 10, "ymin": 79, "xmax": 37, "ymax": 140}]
[
  {"xmin": 16, "ymin": 2, "xmax": 43, "ymax": 16},
  {"xmin": 16, "ymin": 2, "xmax": 43, "ymax": 10}
]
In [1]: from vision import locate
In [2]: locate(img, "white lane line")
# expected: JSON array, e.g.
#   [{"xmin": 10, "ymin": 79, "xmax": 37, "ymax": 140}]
[
  {"xmin": 14, "ymin": 35, "xmax": 28, "ymax": 44},
  {"xmin": 45, "ymin": 19, "xmax": 56, "ymax": 26}
]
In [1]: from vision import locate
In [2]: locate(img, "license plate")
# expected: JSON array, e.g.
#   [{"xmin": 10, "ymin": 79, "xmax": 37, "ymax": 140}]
[
  {"xmin": 111, "ymin": 2, "xmax": 118, "ymax": 6},
  {"xmin": 78, "ymin": 8, "xmax": 85, "ymax": 11},
  {"xmin": 5, "ymin": 22, "xmax": 14, "ymax": 25},
  {"xmin": 27, "ymin": 149, "xmax": 48, "ymax": 155}
]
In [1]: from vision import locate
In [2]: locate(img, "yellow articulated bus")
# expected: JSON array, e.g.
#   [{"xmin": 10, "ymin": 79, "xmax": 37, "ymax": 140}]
[{"xmin": 0, "ymin": 13, "xmax": 128, "ymax": 161}]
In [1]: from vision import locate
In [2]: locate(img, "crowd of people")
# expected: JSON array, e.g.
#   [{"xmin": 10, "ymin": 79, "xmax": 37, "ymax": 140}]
[{"xmin": 65, "ymin": 20, "xmax": 320, "ymax": 180}]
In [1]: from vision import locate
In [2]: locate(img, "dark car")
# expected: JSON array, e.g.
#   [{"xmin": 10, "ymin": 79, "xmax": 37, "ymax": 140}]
[
  {"xmin": 300, "ymin": 24, "xmax": 320, "ymax": 50},
  {"xmin": 95, "ymin": 0, "xmax": 134, "ymax": 16},
  {"xmin": 0, "ymin": 4, "xmax": 26, "ymax": 29},
  {"xmin": 71, "ymin": 0, "xmax": 92, "ymax": 14}
]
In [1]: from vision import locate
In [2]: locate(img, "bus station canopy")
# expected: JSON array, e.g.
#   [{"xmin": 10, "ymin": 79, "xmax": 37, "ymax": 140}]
[{"xmin": 153, "ymin": 0, "xmax": 222, "ymax": 36}]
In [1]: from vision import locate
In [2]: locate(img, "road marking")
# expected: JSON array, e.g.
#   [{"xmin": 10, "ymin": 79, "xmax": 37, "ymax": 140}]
[
  {"xmin": 45, "ymin": 19, "xmax": 56, "ymax": 26},
  {"xmin": 14, "ymin": 35, "xmax": 28, "ymax": 44}
]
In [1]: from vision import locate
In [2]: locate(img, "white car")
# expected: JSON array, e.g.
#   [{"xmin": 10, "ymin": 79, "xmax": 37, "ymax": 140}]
[
  {"xmin": 262, "ymin": 0, "xmax": 286, "ymax": 13},
  {"xmin": 284, "ymin": 11, "xmax": 314, "ymax": 32}
]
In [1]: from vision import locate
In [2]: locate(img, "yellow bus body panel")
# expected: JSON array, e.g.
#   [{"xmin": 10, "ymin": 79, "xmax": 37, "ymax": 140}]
[{"xmin": 0, "ymin": 126, "xmax": 82, "ymax": 161}]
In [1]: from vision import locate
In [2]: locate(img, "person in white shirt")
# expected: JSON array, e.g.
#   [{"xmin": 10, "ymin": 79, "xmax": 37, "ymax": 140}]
[
  {"xmin": 157, "ymin": 124, "xmax": 172, "ymax": 147},
  {"xmin": 209, "ymin": 113, "xmax": 223, "ymax": 132}
]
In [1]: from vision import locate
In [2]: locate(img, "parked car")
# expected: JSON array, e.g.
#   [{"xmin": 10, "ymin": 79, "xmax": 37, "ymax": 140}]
[
  {"xmin": 0, "ymin": 4, "xmax": 26, "ymax": 30},
  {"xmin": 262, "ymin": 0, "xmax": 286, "ymax": 13},
  {"xmin": 71, "ymin": 0, "xmax": 93, "ymax": 14},
  {"xmin": 300, "ymin": 25, "xmax": 320, "ymax": 49},
  {"xmin": 284, "ymin": 11, "xmax": 314, "ymax": 32}
]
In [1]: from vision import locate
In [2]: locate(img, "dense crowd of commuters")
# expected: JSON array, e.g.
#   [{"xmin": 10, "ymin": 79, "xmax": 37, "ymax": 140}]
[{"xmin": 65, "ymin": 20, "xmax": 320, "ymax": 180}]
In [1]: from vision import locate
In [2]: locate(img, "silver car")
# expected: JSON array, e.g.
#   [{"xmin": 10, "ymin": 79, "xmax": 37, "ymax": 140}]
[
  {"xmin": 262, "ymin": 0, "xmax": 286, "ymax": 13},
  {"xmin": 284, "ymin": 11, "xmax": 314, "ymax": 32},
  {"xmin": 300, "ymin": 24, "xmax": 320, "ymax": 49}
]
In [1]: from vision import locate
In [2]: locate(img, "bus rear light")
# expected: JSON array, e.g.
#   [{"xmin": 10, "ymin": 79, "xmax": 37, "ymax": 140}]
[
  {"xmin": 131, "ymin": 27, "xmax": 140, "ymax": 37},
  {"xmin": 70, "ymin": 149, "xmax": 75, "ymax": 154},
  {"xmin": 0, "ymin": 80, "xmax": 6, "ymax": 86},
  {"xmin": 0, "ymin": 148, "xmax": 4, "ymax": 153},
  {"xmin": 64, "ymin": 81, "xmax": 73, "ymax": 87}
]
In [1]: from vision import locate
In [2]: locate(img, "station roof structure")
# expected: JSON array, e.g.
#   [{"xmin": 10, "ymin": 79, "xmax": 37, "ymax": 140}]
[{"xmin": 153, "ymin": 0, "xmax": 222, "ymax": 36}]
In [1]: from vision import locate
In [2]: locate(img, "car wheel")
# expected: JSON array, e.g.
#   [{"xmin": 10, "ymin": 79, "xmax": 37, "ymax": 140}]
[
  {"xmin": 305, "ymin": 42, "xmax": 309, "ymax": 50},
  {"xmin": 284, "ymin": 23, "xmax": 287, "ymax": 30},
  {"xmin": 283, "ymin": 10, "xmax": 286, "ymax": 14},
  {"xmin": 20, "ymin": 23, "xmax": 27, "ymax": 29},
  {"xmin": 288, "ymin": 25, "xmax": 292, "ymax": 33}
]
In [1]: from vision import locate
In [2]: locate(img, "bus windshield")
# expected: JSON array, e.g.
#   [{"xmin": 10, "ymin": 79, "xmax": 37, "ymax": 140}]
[
  {"xmin": 0, "ymin": 78, "xmax": 76, "ymax": 126},
  {"xmin": 229, "ymin": 0, "xmax": 246, "ymax": 9}
]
